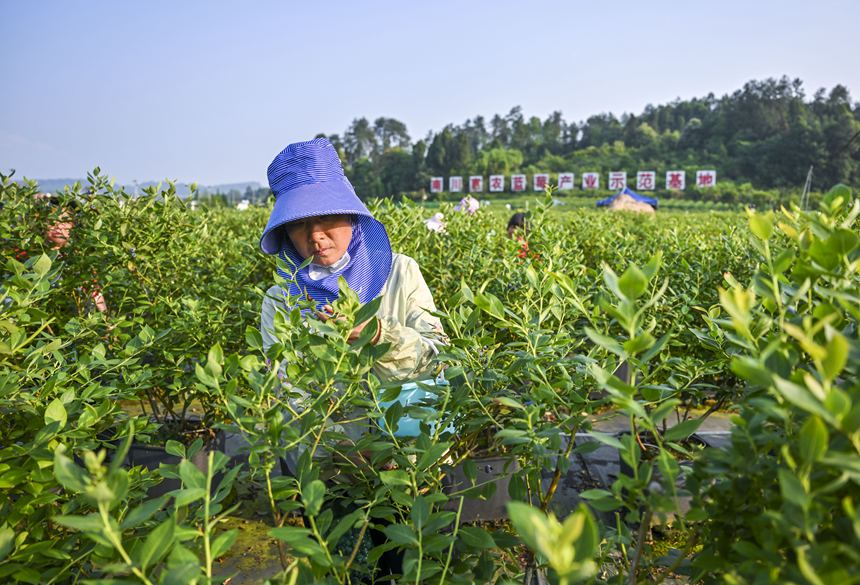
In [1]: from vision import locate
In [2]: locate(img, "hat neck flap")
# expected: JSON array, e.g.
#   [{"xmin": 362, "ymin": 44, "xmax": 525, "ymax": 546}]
[{"xmin": 275, "ymin": 215, "xmax": 392, "ymax": 309}]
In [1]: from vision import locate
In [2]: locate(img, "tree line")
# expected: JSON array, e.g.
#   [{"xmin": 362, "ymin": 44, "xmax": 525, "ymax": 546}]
[{"xmin": 309, "ymin": 77, "xmax": 859, "ymax": 200}]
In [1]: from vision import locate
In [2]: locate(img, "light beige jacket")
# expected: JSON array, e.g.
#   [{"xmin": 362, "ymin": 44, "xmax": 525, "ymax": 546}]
[{"xmin": 260, "ymin": 253, "xmax": 446, "ymax": 383}]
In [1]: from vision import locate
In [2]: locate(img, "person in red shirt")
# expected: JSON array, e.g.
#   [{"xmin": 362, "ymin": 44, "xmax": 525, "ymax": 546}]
[{"xmin": 507, "ymin": 212, "xmax": 530, "ymax": 259}]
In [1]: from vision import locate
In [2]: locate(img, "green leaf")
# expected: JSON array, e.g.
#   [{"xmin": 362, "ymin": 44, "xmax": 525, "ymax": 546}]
[
  {"xmin": 823, "ymin": 183, "xmax": 851, "ymax": 207},
  {"xmin": 206, "ymin": 343, "xmax": 223, "ymax": 378},
  {"xmin": 773, "ymin": 377, "xmax": 833, "ymax": 424},
  {"xmin": 326, "ymin": 510, "xmax": 362, "ymax": 550},
  {"xmin": 160, "ymin": 563, "xmax": 201, "ymax": 585},
  {"xmin": 719, "ymin": 286, "xmax": 755, "ymax": 338},
  {"xmin": 137, "ymin": 518, "xmax": 175, "ymax": 571},
  {"xmin": 650, "ymin": 399, "xmax": 682, "ymax": 424},
  {"xmin": 731, "ymin": 356, "xmax": 772, "ymax": 387},
  {"xmin": 33, "ymin": 253, "xmax": 52, "ymax": 277},
  {"xmin": 353, "ymin": 317, "xmax": 379, "ymax": 347},
  {"xmin": 494, "ymin": 396, "xmax": 525, "ymax": 410},
  {"xmin": 379, "ymin": 384, "xmax": 403, "ymax": 402},
  {"xmin": 795, "ymin": 545, "xmax": 827, "ymax": 585},
  {"xmin": 798, "ymin": 416, "xmax": 828, "ymax": 466},
  {"xmin": 822, "ymin": 332, "xmax": 848, "ymax": 382},
  {"xmin": 417, "ymin": 442, "xmax": 450, "ymax": 471},
  {"xmin": 11, "ymin": 566, "xmax": 43, "ymax": 584},
  {"xmin": 602, "ymin": 266, "xmax": 623, "ymax": 300},
  {"xmin": 778, "ymin": 469, "xmax": 809, "ymax": 509},
  {"xmin": 269, "ymin": 526, "xmax": 315, "ymax": 550},
  {"xmin": 355, "ymin": 295, "xmax": 383, "ymax": 325},
  {"xmin": 53, "ymin": 446, "xmax": 87, "ymax": 492},
  {"xmin": 588, "ymin": 496, "xmax": 624, "ymax": 512},
  {"xmin": 210, "ymin": 529, "xmax": 238, "ymax": 560},
  {"xmin": 245, "ymin": 326, "xmax": 263, "ymax": 350},
  {"xmin": 495, "ymin": 428, "xmax": 531, "ymax": 445},
  {"xmin": 587, "ymin": 432, "xmax": 624, "ymax": 450},
  {"xmin": 584, "ymin": 328, "xmax": 624, "ymax": 356},
  {"xmin": 748, "ymin": 212, "xmax": 773, "ymax": 241},
  {"xmin": 178, "ymin": 460, "xmax": 206, "ymax": 490},
  {"xmin": 0, "ymin": 525, "xmax": 13, "ymax": 562},
  {"xmin": 53, "ymin": 514, "xmax": 103, "ymax": 532},
  {"xmin": 44, "ymin": 399, "xmax": 67, "ymax": 429},
  {"xmin": 165, "ymin": 440, "xmax": 185, "ymax": 459},
  {"xmin": 623, "ymin": 332, "xmax": 655, "ymax": 356},
  {"xmin": 194, "ymin": 363, "xmax": 218, "ymax": 388},
  {"xmin": 827, "ymin": 228, "xmax": 860, "ymax": 257},
  {"xmin": 565, "ymin": 504, "xmax": 600, "ymax": 561},
  {"xmin": 824, "ymin": 388, "xmax": 851, "ymax": 421},
  {"xmin": 640, "ymin": 332, "xmax": 670, "ymax": 364},
  {"xmin": 474, "ymin": 292, "xmax": 506, "ymax": 320},
  {"xmin": 618, "ymin": 264, "xmax": 648, "ymax": 300},
  {"xmin": 507, "ymin": 501, "xmax": 545, "ymax": 553},
  {"xmin": 120, "ymin": 495, "xmax": 169, "ymax": 530},
  {"xmin": 819, "ymin": 453, "xmax": 860, "ymax": 474},
  {"xmin": 306, "ymin": 338, "xmax": 337, "ymax": 363},
  {"xmin": 383, "ymin": 523, "xmax": 417, "ymax": 546},
  {"xmin": 380, "ymin": 470, "xmax": 411, "ymax": 486},
  {"xmin": 110, "ymin": 420, "xmax": 135, "ymax": 475},
  {"xmin": 641, "ymin": 253, "xmax": 663, "ymax": 280},
  {"xmin": 579, "ymin": 489, "xmax": 613, "ymax": 500},
  {"xmin": 411, "ymin": 495, "xmax": 429, "ymax": 530},
  {"xmin": 173, "ymin": 487, "xmax": 206, "ymax": 507},
  {"xmin": 664, "ymin": 418, "xmax": 705, "ymax": 443},
  {"xmin": 459, "ymin": 526, "xmax": 496, "ymax": 549},
  {"xmin": 772, "ymin": 249, "xmax": 795, "ymax": 274},
  {"xmin": 302, "ymin": 479, "xmax": 325, "ymax": 517}
]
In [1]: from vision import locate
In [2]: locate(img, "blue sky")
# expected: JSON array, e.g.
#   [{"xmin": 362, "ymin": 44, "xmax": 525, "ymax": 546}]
[{"xmin": 2, "ymin": 0, "xmax": 857, "ymax": 185}]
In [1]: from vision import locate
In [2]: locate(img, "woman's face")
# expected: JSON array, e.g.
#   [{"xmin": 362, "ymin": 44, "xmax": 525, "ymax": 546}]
[
  {"xmin": 46, "ymin": 210, "xmax": 74, "ymax": 249},
  {"xmin": 285, "ymin": 214, "xmax": 353, "ymax": 266}
]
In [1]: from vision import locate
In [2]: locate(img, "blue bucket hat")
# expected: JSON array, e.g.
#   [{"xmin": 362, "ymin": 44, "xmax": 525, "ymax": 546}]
[{"xmin": 261, "ymin": 138, "xmax": 393, "ymax": 306}]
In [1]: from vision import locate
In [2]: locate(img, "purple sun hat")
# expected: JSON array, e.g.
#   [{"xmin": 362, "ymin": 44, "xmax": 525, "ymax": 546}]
[{"xmin": 261, "ymin": 138, "xmax": 393, "ymax": 305}]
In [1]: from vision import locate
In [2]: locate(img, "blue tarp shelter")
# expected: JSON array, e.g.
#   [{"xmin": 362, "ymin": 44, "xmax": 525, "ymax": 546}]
[{"xmin": 596, "ymin": 187, "xmax": 658, "ymax": 209}]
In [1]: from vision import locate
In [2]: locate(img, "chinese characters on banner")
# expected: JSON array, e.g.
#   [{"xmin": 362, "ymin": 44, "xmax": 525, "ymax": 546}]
[
  {"xmin": 431, "ymin": 171, "xmax": 715, "ymax": 192},
  {"xmin": 489, "ymin": 175, "xmax": 504, "ymax": 192},
  {"xmin": 609, "ymin": 172, "xmax": 627, "ymax": 190},
  {"xmin": 512, "ymin": 174, "xmax": 527, "ymax": 192},
  {"xmin": 666, "ymin": 171, "xmax": 685, "ymax": 190},
  {"xmin": 636, "ymin": 171, "xmax": 656, "ymax": 191},
  {"xmin": 533, "ymin": 173, "xmax": 549, "ymax": 191},
  {"xmin": 696, "ymin": 170, "xmax": 716, "ymax": 188},
  {"xmin": 558, "ymin": 173, "xmax": 574, "ymax": 191}
]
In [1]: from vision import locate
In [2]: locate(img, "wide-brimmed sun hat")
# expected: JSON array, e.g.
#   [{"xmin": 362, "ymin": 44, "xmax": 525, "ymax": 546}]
[{"xmin": 261, "ymin": 137, "xmax": 392, "ymax": 305}]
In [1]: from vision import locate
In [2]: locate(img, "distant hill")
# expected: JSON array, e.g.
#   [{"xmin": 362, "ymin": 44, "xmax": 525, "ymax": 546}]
[{"xmin": 21, "ymin": 178, "xmax": 263, "ymax": 198}]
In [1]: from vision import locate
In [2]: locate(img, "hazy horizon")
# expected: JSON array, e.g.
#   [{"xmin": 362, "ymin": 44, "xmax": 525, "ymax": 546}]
[{"xmin": 3, "ymin": 0, "xmax": 858, "ymax": 185}]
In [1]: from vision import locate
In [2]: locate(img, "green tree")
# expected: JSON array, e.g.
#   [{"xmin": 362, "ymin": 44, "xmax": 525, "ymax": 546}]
[
  {"xmin": 347, "ymin": 157, "xmax": 382, "ymax": 200},
  {"xmin": 378, "ymin": 148, "xmax": 416, "ymax": 196},
  {"xmin": 372, "ymin": 117, "xmax": 411, "ymax": 157},
  {"xmin": 343, "ymin": 117, "xmax": 377, "ymax": 165},
  {"xmin": 471, "ymin": 147, "xmax": 524, "ymax": 176}
]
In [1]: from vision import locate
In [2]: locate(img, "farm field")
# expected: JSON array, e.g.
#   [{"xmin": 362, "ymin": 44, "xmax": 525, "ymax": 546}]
[{"xmin": 1, "ymin": 172, "xmax": 858, "ymax": 584}]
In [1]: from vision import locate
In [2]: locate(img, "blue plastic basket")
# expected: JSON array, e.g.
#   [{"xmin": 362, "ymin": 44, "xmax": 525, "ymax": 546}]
[{"xmin": 377, "ymin": 376, "xmax": 455, "ymax": 437}]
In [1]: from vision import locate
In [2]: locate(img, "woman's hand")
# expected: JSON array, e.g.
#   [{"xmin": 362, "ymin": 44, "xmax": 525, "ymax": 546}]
[
  {"xmin": 317, "ymin": 305, "xmax": 381, "ymax": 345},
  {"xmin": 91, "ymin": 289, "xmax": 107, "ymax": 313}
]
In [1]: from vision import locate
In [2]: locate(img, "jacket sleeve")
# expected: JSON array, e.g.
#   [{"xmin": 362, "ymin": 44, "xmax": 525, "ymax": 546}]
[
  {"xmin": 260, "ymin": 285, "xmax": 285, "ymax": 354},
  {"xmin": 372, "ymin": 257, "xmax": 447, "ymax": 383}
]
